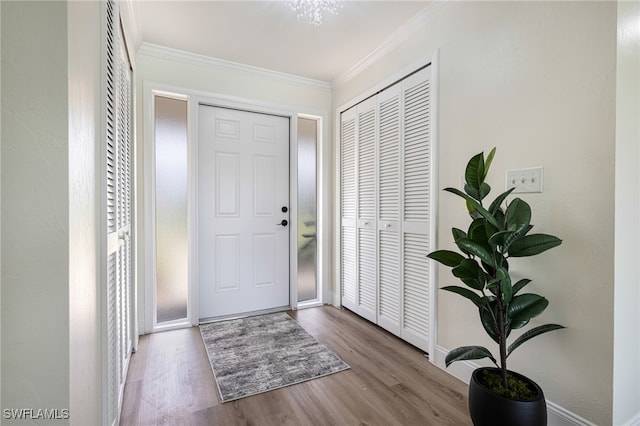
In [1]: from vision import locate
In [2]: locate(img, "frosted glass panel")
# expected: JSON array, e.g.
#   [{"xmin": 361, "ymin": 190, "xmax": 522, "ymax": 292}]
[
  {"xmin": 155, "ymin": 96, "xmax": 188, "ymax": 323},
  {"xmin": 297, "ymin": 118, "xmax": 317, "ymax": 302}
]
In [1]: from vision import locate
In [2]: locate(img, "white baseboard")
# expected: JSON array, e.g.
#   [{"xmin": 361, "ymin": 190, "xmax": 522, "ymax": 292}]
[
  {"xmin": 330, "ymin": 291, "xmax": 340, "ymax": 308},
  {"xmin": 434, "ymin": 346, "xmax": 597, "ymax": 426}
]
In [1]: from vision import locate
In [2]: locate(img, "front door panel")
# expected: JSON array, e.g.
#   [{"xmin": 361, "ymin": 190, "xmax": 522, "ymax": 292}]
[{"xmin": 198, "ymin": 105, "xmax": 290, "ymax": 319}]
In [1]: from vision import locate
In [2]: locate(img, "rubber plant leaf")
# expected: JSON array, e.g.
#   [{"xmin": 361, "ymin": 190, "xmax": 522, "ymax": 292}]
[
  {"xmin": 427, "ymin": 250, "xmax": 465, "ymax": 267},
  {"xmin": 496, "ymin": 266, "xmax": 513, "ymax": 304},
  {"xmin": 507, "ymin": 324, "xmax": 566, "ymax": 357},
  {"xmin": 505, "ymin": 198, "xmax": 532, "ymax": 234},
  {"xmin": 503, "ymin": 224, "xmax": 534, "ymax": 253},
  {"xmin": 509, "ymin": 234, "xmax": 563, "ymax": 257},
  {"xmin": 483, "ymin": 147, "xmax": 496, "ymax": 180},
  {"xmin": 488, "ymin": 187, "xmax": 515, "ymax": 216},
  {"xmin": 455, "ymin": 238, "xmax": 494, "ymax": 267},
  {"xmin": 488, "ymin": 230, "xmax": 515, "ymax": 249},
  {"xmin": 452, "ymin": 258, "xmax": 485, "ymax": 290},
  {"xmin": 464, "ymin": 184, "xmax": 481, "ymax": 201},
  {"xmin": 512, "ymin": 278, "xmax": 532, "ymax": 296},
  {"xmin": 479, "ymin": 182, "xmax": 491, "ymax": 200},
  {"xmin": 508, "ymin": 294, "xmax": 549, "ymax": 322},
  {"xmin": 465, "ymin": 152, "xmax": 485, "ymax": 193},
  {"xmin": 441, "ymin": 285, "xmax": 483, "ymax": 307},
  {"xmin": 444, "ymin": 188, "xmax": 499, "ymax": 228},
  {"xmin": 452, "ymin": 227, "xmax": 467, "ymax": 241},
  {"xmin": 480, "ymin": 304, "xmax": 500, "ymax": 343},
  {"xmin": 445, "ymin": 345, "xmax": 497, "ymax": 368}
]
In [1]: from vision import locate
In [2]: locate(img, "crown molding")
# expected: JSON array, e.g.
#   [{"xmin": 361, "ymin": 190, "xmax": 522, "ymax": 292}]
[
  {"xmin": 137, "ymin": 43, "xmax": 332, "ymax": 92},
  {"xmin": 332, "ymin": 0, "xmax": 454, "ymax": 89}
]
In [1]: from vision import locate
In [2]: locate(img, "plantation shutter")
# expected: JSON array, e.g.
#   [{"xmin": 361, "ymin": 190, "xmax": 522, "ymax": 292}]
[
  {"xmin": 339, "ymin": 65, "xmax": 433, "ymax": 353},
  {"xmin": 104, "ymin": 1, "xmax": 134, "ymax": 424}
]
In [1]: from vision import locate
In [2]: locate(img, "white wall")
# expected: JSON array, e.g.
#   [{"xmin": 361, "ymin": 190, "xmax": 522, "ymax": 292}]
[
  {"xmin": 1, "ymin": 1, "xmax": 112, "ymax": 424},
  {"xmin": 613, "ymin": 1, "xmax": 640, "ymax": 425},
  {"xmin": 333, "ymin": 2, "xmax": 616, "ymax": 424},
  {"xmin": 134, "ymin": 48, "xmax": 333, "ymax": 330},
  {"xmin": 1, "ymin": 1, "xmax": 71, "ymax": 422},
  {"xmin": 68, "ymin": 1, "xmax": 102, "ymax": 424}
]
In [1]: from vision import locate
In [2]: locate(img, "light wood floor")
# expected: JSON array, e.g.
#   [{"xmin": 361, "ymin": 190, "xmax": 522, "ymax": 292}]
[{"xmin": 120, "ymin": 306, "xmax": 471, "ymax": 425}]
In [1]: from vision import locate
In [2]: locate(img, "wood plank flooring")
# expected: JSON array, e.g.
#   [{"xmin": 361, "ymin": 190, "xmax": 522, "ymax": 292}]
[{"xmin": 120, "ymin": 306, "xmax": 471, "ymax": 425}]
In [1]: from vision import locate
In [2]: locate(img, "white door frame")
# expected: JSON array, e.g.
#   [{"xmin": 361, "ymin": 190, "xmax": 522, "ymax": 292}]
[{"xmin": 143, "ymin": 82, "xmax": 333, "ymax": 332}]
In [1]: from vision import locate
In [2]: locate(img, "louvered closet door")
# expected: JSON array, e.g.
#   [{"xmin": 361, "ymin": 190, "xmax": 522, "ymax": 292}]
[
  {"xmin": 400, "ymin": 67, "xmax": 432, "ymax": 351},
  {"xmin": 377, "ymin": 82, "xmax": 402, "ymax": 335},
  {"xmin": 116, "ymin": 22, "xmax": 133, "ymax": 386},
  {"xmin": 356, "ymin": 97, "xmax": 377, "ymax": 323},
  {"xmin": 339, "ymin": 65, "xmax": 433, "ymax": 354},
  {"xmin": 105, "ymin": 2, "xmax": 133, "ymax": 424},
  {"xmin": 340, "ymin": 107, "xmax": 357, "ymax": 312}
]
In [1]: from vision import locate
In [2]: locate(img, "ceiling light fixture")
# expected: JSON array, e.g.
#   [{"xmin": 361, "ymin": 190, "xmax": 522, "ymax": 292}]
[{"xmin": 287, "ymin": 0, "xmax": 343, "ymax": 26}]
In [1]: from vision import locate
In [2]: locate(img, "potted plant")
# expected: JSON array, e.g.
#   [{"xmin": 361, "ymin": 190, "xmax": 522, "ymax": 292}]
[{"xmin": 427, "ymin": 148, "xmax": 564, "ymax": 426}]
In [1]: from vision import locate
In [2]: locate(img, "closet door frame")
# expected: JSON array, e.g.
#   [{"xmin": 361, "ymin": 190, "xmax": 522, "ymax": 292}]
[{"xmin": 335, "ymin": 51, "xmax": 439, "ymax": 361}]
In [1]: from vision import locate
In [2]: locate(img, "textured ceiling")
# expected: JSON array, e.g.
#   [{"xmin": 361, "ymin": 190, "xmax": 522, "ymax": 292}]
[{"xmin": 137, "ymin": 1, "xmax": 431, "ymax": 82}]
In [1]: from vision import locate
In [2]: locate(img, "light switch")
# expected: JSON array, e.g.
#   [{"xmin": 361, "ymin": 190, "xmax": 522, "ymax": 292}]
[{"xmin": 505, "ymin": 167, "xmax": 543, "ymax": 193}]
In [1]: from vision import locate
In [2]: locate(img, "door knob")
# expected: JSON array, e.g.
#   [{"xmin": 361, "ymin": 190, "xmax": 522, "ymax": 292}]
[{"xmin": 277, "ymin": 219, "xmax": 288, "ymax": 227}]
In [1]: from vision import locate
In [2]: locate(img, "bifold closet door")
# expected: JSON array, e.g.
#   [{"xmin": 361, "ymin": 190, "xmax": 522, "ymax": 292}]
[
  {"xmin": 377, "ymin": 83, "xmax": 402, "ymax": 336},
  {"xmin": 340, "ymin": 66, "xmax": 433, "ymax": 354},
  {"xmin": 340, "ymin": 107, "xmax": 357, "ymax": 312},
  {"xmin": 400, "ymin": 68, "xmax": 432, "ymax": 351},
  {"xmin": 105, "ymin": 1, "xmax": 134, "ymax": 424},
  {"xmin": 355, "ymin": 97, "xmax": 378, "ymax": 323}
]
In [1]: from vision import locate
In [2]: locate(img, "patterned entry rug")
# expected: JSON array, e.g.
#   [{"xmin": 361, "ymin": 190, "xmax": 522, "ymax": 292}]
[{"xmin": 200, "ymin": 312, "xmax": 350, "ymax": 403}]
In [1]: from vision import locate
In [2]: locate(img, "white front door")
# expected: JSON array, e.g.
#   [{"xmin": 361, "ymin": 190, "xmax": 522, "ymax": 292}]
[{"xmin": 198, "ymin": 105, "xmax": 290, "ymax": 319}]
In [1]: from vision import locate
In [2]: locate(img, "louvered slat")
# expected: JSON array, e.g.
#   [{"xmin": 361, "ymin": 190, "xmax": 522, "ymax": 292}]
[
  {"xmin": 378, "ymin": 95, "xmax": 400, "ymax": 221},
  {"xmin": 357, "ymin": 108, "xmax": 376, "ymax": 220},
  {"xmin": 105, "ymin": 0, "xmax": 117, "ymax": 234},
  {"xmin": 403, "ymin": 233, "xmax": 430, "ymax": 336},
  {"xmin": 341, "ymin": 116, "xmax": 356, "ymax": 219},
  {"xmin": 106, "ymin": 249, "xmax": 118, "ymax": 425},
  {"xmin": 117, "ymin": 49, "xmax": 132, "ymax": 382},
  {"xmin": 378, "ymin": 230, "xmax": 400, "ymax": 324},
  {"xmin": 403, "ymin": 80, "xmax": 431, "ymax": 222},
  {"xmin": 341, "ymin": 228, "xmax": 357, "ymax": 301},
  {"xmin": 105, "ymin": 1, "xmax": 119, "ymax": 424},
  {"xmin": 341, "ymin": 228, "xmax": 356, "ymax": 304},
  {"xmin": 358, "ymin": 229, "xmax": 376, "ymax": 313}
]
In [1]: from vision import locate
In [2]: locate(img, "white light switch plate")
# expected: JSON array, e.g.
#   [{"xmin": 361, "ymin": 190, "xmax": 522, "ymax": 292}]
[{"xmin": 506, "ymin": 167, "xmax": 543, "ymax": 193}]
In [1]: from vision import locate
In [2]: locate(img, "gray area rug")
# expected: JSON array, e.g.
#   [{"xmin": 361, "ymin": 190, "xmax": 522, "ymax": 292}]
[{"xmin": 200, "ymin": 312, "xmax": 350, "ymax": 402}]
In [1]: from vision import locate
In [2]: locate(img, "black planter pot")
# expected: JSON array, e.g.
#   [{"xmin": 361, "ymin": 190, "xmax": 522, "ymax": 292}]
[{"xmin": 469, "ymin": 367, "xmax": 547, "ymax": 426}]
